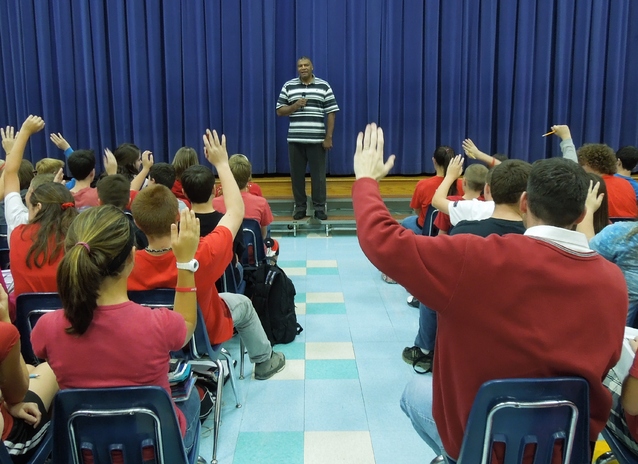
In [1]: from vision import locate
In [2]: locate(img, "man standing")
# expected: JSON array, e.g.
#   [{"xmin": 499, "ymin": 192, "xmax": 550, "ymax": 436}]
[{"xmin": 277, "ymin": 56, "xmax": 339, "ymax": 220}]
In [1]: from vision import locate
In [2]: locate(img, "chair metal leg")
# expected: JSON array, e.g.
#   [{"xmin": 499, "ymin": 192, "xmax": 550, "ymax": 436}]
[
  {"xmin": 211, "ymin": 358, "xmax": 224, "ymax": 464},
  {"xmin": 220, "ymin": 348, "xmax": 242, "ymax": 408},
  {"xmin": 239, "ymin": 339, "xmax": 246, "ymax": 379}
]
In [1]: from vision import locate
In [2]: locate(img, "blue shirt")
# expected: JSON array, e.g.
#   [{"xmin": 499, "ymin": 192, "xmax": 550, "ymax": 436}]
[{"xmin": 615, "ymin": 173, "xmax": 638, "ymax": 200}]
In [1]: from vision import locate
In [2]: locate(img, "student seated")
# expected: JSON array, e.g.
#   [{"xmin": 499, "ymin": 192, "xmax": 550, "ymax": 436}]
[
  {"xmin": 0, "ymin": 284, "xmax": 58, "ymax": 463},
  {"xmin": 578, "ymin": 143, "xmax": 638, "ymax": 218},
  {"xmin": 67, "ymin": 149, "xmax": 99, "ymax": 209},
  {"xmin": 34, "ymin": 158, "xmax": 64, "ymax": 176},
  {"xmin": 615, "ymin": 146, "xmax": 638, "ymax": 200},
  {"xmin": 215, "ymin": 154, "xmax": 263, "ymax": 198},
  {"xmin": 213, "ymin": 154, "xmax": 273, "ymax": 240},
  {"xmin": 148, "ymin": 163, "xmax": 189, "ymax": 210},
  {"xmin": 96, "ymin": 174, "xmax": 148, "ymax": 249},
  {"xmin": 171, "ymin": 147, "xmax": 199, "ymax": 203},
  {"xmin": 129, "ymin": 130, "xmax": 285, "ymax": 380},
  {"xmin": 31, "ymin": 205, "xmax": 201, "ymax": 455},
  {"xmin": 352, "ymin": 123, "xmax": 626, "ymax": 463}
]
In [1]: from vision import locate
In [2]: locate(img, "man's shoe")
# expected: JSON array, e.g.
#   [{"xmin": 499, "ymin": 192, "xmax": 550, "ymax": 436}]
[
  {"xmin": 406, "ymin": 295, "xmax": 420, "ymax": 308},
  {"xmin": 402, "ymin": 346, "xmax": 433, "ymax": 374},
  {"xmin": 430, "ymin": 456, "xmax": 445, "ymax": 464},
  {"xmin": 254, "ymin": 351, "xmax": 286, "ymax": 380},
  {"xmin": 293, "ymin": 211, "xmax": 306, "ymax": 220},
  {"xmin": 315, "ymin": 211, "xmax": 328, "ymax": 220}
]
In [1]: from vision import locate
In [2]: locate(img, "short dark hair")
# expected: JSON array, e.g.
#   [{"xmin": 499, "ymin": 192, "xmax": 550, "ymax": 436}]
[
  {"xmin": 131, "ymin": 184, "xmax": 178, "ymax": 236},
  {"xmin": 149, "ymin": 163, "xmax": 176, "ymax": 189},
  {"xmin": 489, "ymin": 160, "xmax": 532, "ymax": 205},
  {"xmin": 527, "ymin": 158, "xmax": 589, "ymax": 228},
  {"xmin": 577, "ymin": 144, "xmax": 617, "ymax": 175},
  {"xmin": 616, "ymin": 146, "xmax": 638, "ymax": 172},
  {"xmin": 96, "ymin": 174, "xmax": 130, "ymax": 210},
  {"xmin": 181, "ymin": 165, "xmax": 215, "ymax": 204},
  {"xmin": 67, "ymin": 149, "xmax": 96, "ymax": 181},
  {"xmin": 463, "ymin": 164, "xmax": 488, "ymax": 192}
]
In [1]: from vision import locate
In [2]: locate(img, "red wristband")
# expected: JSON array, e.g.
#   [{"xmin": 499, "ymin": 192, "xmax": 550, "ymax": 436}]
[{"xmin": 175, "ymin": 287, "xmax": 197, "ymax": 293}]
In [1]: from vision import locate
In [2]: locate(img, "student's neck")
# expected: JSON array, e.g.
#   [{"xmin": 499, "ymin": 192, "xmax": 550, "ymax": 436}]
[
  {"xmin": 71, "ymin": 178, "xmax": 92, "ymax": 192},
  {"xmin": 491, "ymin": 203, "xmax": 523, "ymax": 221},
  {"xmin": 95, "ymin": 275, "xmax": 129, "ymax": 306},
  {"xmin": 190, "ymin": 202, "xmax": 215, "ymax": 214},
  {"xmin": 145, "ymin": 235, "xmax": 172, "ymax": 252},
  {"xmin": 618, "ymin": 168, "xmax": 631, "ymax": 177},
  {"xmin": 434, "ymin": 166, "xmax": 446, "ymax": 177},
  {"xmin": 462, "ymin": 190, "xmax": 481, "ymax": 200}
]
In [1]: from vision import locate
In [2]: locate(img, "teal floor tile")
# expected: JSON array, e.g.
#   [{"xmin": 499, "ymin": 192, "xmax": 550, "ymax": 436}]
[
  {"xmin": 273, "ymin": 341, "xmax": 306, "ymax": 359},
  {"xmin": 233, "ymin": 432, "xmax": 304, "ymax": 464},
  {"xmin": 306, "ymin": 303, "xmax": 347, "ymax": 314},
  {"xmin": 278, "ymin": 260, "xmax": 307, "ymax": 268},
  {"xmin": 295, "ymin": 292, "xmax": 306, "ymax": 303},
  {"xmin": 306, "ymin": 267, "xmax": 340, "ymax": 275},
  {"xmin": 305, "ymin": 359, "xmax": 359, "ymax": 379}
]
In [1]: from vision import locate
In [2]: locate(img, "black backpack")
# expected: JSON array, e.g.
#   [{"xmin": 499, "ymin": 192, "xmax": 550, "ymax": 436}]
[{"xmin": 244, "ymin": 263, "xmax": 303, "ymax": 345}]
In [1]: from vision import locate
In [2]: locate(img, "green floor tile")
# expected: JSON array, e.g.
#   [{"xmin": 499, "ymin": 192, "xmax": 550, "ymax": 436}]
[
  {"xmin": 278, "ymin": 260, "xmax": 307, "ymax": 268},
  {"xmin": 307, "ymin": 267, "xmax": 340, "ymax": 275},
  {"xmin": 305, "ymin": 359, "xmax": 359, "ymax": 379},
  {"xmin": 306, "ymin": 303, "xmax": 347, "ymax": 315},
  {"xmin": 233, "ymin": 432, "xmax": 304, "ymax": 464},
  {"xmin": 296, "ymin": 292, "xmax": 306, "ymax": 303}
]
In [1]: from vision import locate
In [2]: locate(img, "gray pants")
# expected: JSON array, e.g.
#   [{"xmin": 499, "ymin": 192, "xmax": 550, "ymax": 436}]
[
  {"xmin": 220, "ymin": 292, "xmax": 272, "ymax": 364},
  {"xmin": 288, "ymin": 142, "xmax": 327, "ymax": 213}
]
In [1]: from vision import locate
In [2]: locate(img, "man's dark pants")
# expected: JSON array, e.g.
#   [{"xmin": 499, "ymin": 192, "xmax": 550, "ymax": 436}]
[{"xmin": 288, "ymin": 142, "xmax": 326, "ymax": 214}]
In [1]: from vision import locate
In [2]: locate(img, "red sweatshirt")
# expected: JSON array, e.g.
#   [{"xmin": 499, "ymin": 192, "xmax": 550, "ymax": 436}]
[{"xmin": 353, "ymin": 178, "xmax": 626, "ymax": 461}]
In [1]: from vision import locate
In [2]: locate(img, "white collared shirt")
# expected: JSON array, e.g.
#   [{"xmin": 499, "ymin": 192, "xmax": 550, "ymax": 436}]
[{"xmin": 524, "ymin": 225, "xmax": 592, "ymax": 254}]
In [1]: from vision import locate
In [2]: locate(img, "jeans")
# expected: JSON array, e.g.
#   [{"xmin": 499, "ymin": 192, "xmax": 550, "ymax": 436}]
[
  {"xmin": 401, "ymin": 215, "xmax": 422, "ymax": 235},
  {"xmin": 175, "ymin": 385, "xmax": 201, "ymax": 455},
  {"xmin": 415, "ymin": 303, "xmax": 437, "ymax": 351},
  {"xmin": 220, "ymin": 292, "xmax": 272, "ymax": 364},
  {"xmin": 400, "ymin": 374, "xmax": 445, "ymax": 456}
]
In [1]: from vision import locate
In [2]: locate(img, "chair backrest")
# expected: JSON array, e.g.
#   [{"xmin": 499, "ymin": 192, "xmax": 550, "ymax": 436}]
[
  {"xmin": 421, "ymin": 205, "xmax": 440, "ymax": 236},
  {"xmin": 220, "ymin": 263, "xmax": 246, "ymax": 294},
  {"xmin": 15, "ymin": 292, "xmax": 62, "ymax": 365},
  {"xmin": 601, "ymin": 428, "xmax": 638, "ymax": 464},
  {"xmin": 241, "ymin": 218, "xmax": 266, "ymax": 266},
  {"xmin": 51, "ymin": 386, "xmax": 189, "ymax": 464},
  {"xmin": 454, "ymin": 377, "xmax": 590, "ymax": 464}
]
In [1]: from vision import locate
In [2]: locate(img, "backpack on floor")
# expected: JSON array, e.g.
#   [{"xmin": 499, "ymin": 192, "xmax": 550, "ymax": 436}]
[{"xmin": 244, "ymin": 263, "xmax": 303, "ymax": 345}]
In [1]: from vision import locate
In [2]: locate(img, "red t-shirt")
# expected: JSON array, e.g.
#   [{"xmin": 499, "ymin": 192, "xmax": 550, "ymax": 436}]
[
  {"xmin": 215, "ymin": 182, "xmax": 262, "ymax": 198},
  {"xmin": 9, "ymin": 224, "xmax": 63, "ymax": 297},
  {"xmin": 603, "ymin": 174, "xmax": 638, "ymax": 218},
  {"xmin": 213, "ymin": 192, "xmax": 273, "ymax": 227},
  {"xmin": 72, "ymin": 187, "xmax": 100, "ymax": 210},
  {"xmin": 171, "ymin": 180, "xmax": 189, "ymax": 201},
  {"xmin": 127, "ymin": 227, "xmax": 234, "ymax": 345},
  {"xmin": 31, "ymin": 302, "xmax": 187, "ymax": 434},
  {"xmin": 410, "ymin": 178, "xmax": 464, "ymax": 227},
  {"xmin": 0, "ymin": 322, "xmax": 20, "ymax": 439}
]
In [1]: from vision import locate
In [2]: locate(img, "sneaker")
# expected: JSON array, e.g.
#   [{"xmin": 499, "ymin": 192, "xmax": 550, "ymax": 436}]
[
  {"xmin": 254, "ymin": 351, "xmax": 286, "ymax": 380},
  {"xmin": 381, "ymin": 273, "xmax": 397, "ymax": 284},
  {"xmin": 315, "ymin": 211, "xmax": 328, "ymax": 220},
  {"xmin": 406, "ymin": 295, "xmax": 420, "ymax": 308},
  {"xmin": 293, "ymin": 211, "xmax": 306, "ymax": 220},
  {"xmin": 402, "ymin": 346, "xmax": 433, "ymax": 374}
]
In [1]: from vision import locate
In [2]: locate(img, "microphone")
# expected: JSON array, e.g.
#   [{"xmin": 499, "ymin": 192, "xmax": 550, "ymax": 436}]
[{"xmin": 301, "ymin": 92, "xmax": 306, "ymax": 110}]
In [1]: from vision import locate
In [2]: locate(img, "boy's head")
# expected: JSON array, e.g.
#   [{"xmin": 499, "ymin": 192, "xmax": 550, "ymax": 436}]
[
  {"xmin": 148, "ymin": 163, "xmax": 176, "ymax": 189},
  {"xmin": 67, "ymin": 149, "xmax": 96, "ymax": 181},
  {"xmin": 131, "ymin": 184, "xmax": 178, "ymax": 237},
  {"xmin": 616, "ymin": 146, "xmax": 638, "ymax": 173},
  {"xmin": 577, "ymin": 144, "xmax": 617, "ymax": 175},
  {"xmin": 487, "ymin": 160, "xmax": 532, "ymax": 205},
  {"xmin": 35, "ymin": 158, "xmax": 64, "ymax": 176},
  {"xmin": 172, "ymin": 147, "xmax": 199, "ymax": 180},
  {"xmin": 18, "ymin": 159, "xmax": 35, "ymax": 190},
  {"xmin": 525, "ymin": 158, "xmax": 589, "ymax": 228},
  {"xmin": 462, "ymin": 164, "xmax": 488, "ymax": 193},
  {"xmin": 181, "ymin": 165, "xmax": 215, "ymax": 204},
  {"xmin": 96, "ymin": 174, "xmax": 131, "ymax": 210},
  {"xmin": 228, "ymin": 154, "xmax": 252, "ymax": 189}
]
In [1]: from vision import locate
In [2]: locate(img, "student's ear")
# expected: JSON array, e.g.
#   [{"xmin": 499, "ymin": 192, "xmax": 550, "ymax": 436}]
[
  {"xmin": 148, "ymin": 178, "xmax": 156, "ymax": 185},
  {"xmin": 181, "ymin": 188, "xmax": 188, "ymax": 200},
  {"xmin": 97, "ymin": 198, "xmax": 103, "ymax": 206},
  {"xmin": 519, "ymin": 191, "xmax": 528, "ymax": 214},
  {"xmin": 617, "ymin": 159, "xmax": 623, "ymax": 169},
  {"xmin": 484, "ymin": 184, "xmax": 493, "ymax": 201}
]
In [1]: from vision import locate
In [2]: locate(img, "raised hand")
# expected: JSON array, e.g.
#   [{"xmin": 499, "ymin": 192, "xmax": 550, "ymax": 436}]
[
  {"xmin": 141, "ymin": 150, "xmax": 153, "ymax": 170},
  {"xmin": 550, "ymin": 125, "xmax": 572, "ymax": 141},
  {"xmin": 20, "ymin": 115, "xmax": 45, "ymax": 136},
  {"xmin": 202, "ymin": 129, "xmax": 229, "ymax": 167},
  {"xmin": 585, "ymin": 180, "xmax": 604, "ymax": 215},
  {"xmin": 1, "ymin": 126, "xmax": 17, "ymax": 155},
  {"xmin": 446, "ymin": 155, "xmax": 465, "ymax": 180},
  {"xmin": 353, "ymin": 123, "xmax": 395, "ymax": 181},
  {"xmin": 53, "ymin": 167, "xmax": 65, "ymax": 184},
  {"xmin": 103, "ymin": 148, "xmax": 118, "ymax": 175},
  {"xmin": 50, "ymin": 132, "xmax": 70, "ymax": 150},
  {"xmin": 171, "ymin": 209, "xmax": 200, "ymax": 264},
  {"xmin": 462, "ymin": 139, "xmax": 480, "ymax": 159}
]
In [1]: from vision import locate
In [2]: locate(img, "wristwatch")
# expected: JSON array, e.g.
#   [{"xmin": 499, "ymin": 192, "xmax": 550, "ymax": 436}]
[{"xmin": 176, "ymin": 259, "xmax": 199, "ymax": 272}]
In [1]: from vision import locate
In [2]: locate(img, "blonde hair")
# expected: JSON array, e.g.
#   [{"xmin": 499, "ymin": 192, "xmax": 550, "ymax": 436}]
[
  {"xmin": 35, "ymin": 158, "xmax": 65, "ymax": 175},
  {"xmin": 172, "ymin": 147, "xmax": 199, "ymax": 180},
  {"xmin": 229, "ymin": 154, "xmax": 252, "ymax": 189}
]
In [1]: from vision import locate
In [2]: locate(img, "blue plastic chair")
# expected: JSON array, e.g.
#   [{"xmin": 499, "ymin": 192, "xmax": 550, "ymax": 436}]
[
  {"xmin": 128, "ymin": 289, "xmax": 241, "ymax": 464},
  {"xmin": 599, "ymin": 428, "xmax": 638, "ymax": 464},
  {"xmin": 241, "ymin": 218, "xmax": 266, "ymax": 267},
  {"xmin": 421, "ymin": 205, "xmax": 440, "ymax": 236},
  {"xmin": 14, "ymin": 292, "xmax": 62, "ymax": 365},
  {"xmin": 50, "ymin": 386, "xmax": 198, "ymax": 464},
  {"xmin": 450, "ymin": 377, "xmax": 590, "ymax": 464}
]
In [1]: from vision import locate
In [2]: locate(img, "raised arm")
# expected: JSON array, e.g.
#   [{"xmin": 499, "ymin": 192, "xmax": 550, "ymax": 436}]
[
  {"xmin": 432, "ymin": 155, "xmax": 464, "ymax": 215},
  {"xmin": 462, "ymin": 139, "xmax": 499, "ymax": 167},
  {"xmin": 130, "ymin": 150, "xmax": 153, "ymax": 191},
  {"xmin": 550, "ymin": 125, "xmax": 577, "ymax": 163},
  {"xmin": 171, "ymin": 209, "xmax": 199, "ymax": 345},
  {"xmin": 5, "ymin": 116, "xmax": 45, "ymax": 197},
  {"xmin": 50, "ymin": 132, "xmax": 74, "ymax": 158},
  {"xmin": 576, "ymin": 180, "xmax": 604, "ymax": 240},
  {"xmin": 203, "ymin": 130, "xmax": 245, "ymax": 237}
]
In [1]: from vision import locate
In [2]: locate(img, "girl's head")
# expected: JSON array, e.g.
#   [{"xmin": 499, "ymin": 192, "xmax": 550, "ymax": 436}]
[
  {"xmin": 57, "ymin": 205, "xmax": 135, "ymax": 335},
  {"xmin": 24, "ymin": 182, "xmax": 78, "ymax": 269},
  {"xmin": 113, "ymin": 143, "xmax": 141, "ymax": 181},
  {"xmin": 433, "ymin": 146, "xmax": 457, "ymax": 195},
  {"xmin": 172, "ymin": 147, "xmax": 199, "ymax": 180}
]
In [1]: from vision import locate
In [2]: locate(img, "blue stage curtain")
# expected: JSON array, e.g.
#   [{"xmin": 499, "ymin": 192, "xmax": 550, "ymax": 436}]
[{"xmin": 1, "ymin": 0, "xmax": 638, "ymax": 174}]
